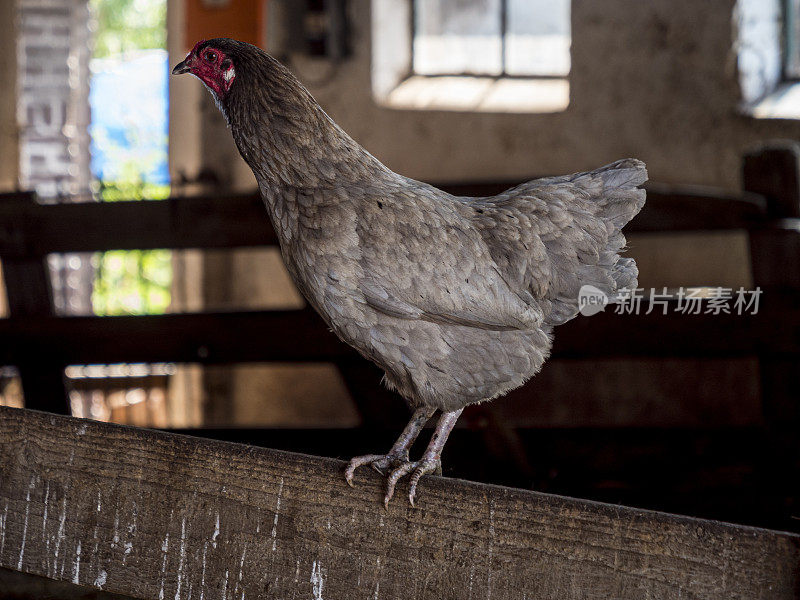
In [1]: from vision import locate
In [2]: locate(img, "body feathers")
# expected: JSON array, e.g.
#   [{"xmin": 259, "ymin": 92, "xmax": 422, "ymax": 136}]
[{"xmin": 207, "ymin": 39, "xmax": 647, "ymax": 411}]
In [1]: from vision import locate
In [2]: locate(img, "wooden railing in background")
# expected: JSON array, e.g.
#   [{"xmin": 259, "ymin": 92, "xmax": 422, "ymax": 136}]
[{"xmin": 1, "ymin": 146, "xmax": 798, "ymax": 417}]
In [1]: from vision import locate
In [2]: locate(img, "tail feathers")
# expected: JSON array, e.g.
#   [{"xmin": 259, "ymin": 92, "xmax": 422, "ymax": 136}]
[
  {"xmin": 596, "ymin": 160, "xmax": 646, "ymax": 295},
  {"xmin": 545, "ymin": 159, "xmax": 646, "ymax": 324},
  {"xmin": 593, "ymin": 159, "xmax": 648, "ymax": 229},
  {"xmin": 478, "ymin": 158, "xmax": 647, "ymax": 326},
  {"xmin": 596, "ymin": 158, "xmax": 648, "ymax": 190},
  {"xmin": 610, "ymin": 256, "xmax": 639, "ymax": 296},
  {"xmin": 596, "ymin": 160, "xmax": 646, "ymax": 300}
]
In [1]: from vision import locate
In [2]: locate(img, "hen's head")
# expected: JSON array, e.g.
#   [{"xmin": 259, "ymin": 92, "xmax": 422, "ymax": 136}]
[
  {"xmin": 172, "ymin": 39, "xmax": 242, "ymax": 100},
  {"xmin": 172, "ymin": 38, "xmax": 369, "ymax": 185}
]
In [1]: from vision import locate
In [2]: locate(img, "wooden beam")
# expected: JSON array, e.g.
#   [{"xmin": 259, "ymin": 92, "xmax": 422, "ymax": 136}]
[
  {"xmin": 0, "ymin": 290, "xmax": 798, "ymax": 370},
  {"xmin": 0, "ymin": 192, "xmax": 277, "ymax": 257},
  {"xmin": 0, "ymin": 309, "xmax": 353, "ymax": 365},
  {"xmin": 0, "ymin": 408, "xmax": 798, "ymax": 599},
  {"xmin": 625, "ymin": 183, "xmax": 767, "ymax": 232},
  {"xmin": 749, "ymin": 221, "xmax": 800, "ymax": 288},
  {"xmin": 0, "ymin": 192, "xmax": 70, "ymax": 414},
  {"xmin": 0, "ymin": 186, "xmax": 768, "ymax": 259},
  {"xmin": 1, "ymin": 254, "xmax": 69, "ymax": 414}
]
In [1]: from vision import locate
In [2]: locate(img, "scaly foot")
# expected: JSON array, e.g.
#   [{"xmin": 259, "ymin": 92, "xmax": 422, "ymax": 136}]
[
  {"xmin": 384, "ymin": 456, "xmax": 442, "ymax": 508},
  {"xmin": 343, "ymin": 406, "xmax": 435, "ymax": 492},
  {"xmin": 344, "ymin": 450, "xmax": 409, "ymax": 485},
  {"xmin": 343, "ymin": 407, "xmax": 461, "ymax": 508}
]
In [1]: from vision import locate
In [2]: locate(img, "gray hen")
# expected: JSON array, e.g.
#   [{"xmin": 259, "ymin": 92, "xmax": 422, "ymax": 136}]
[{"xmin": 173, "ymin": 38, "xmax": 647, "ymax": 506}]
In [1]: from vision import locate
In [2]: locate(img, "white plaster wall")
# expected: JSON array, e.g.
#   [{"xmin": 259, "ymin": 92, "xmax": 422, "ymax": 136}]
[
  {"xmin": 173, "ymin": 0, "xmax": 800, "ymax": 191},
  {"xmin": 173, "ymin": 0, "xmax": 800, "ymax": 193},
  {"xmin": 293, "ymin": 0, "xmax": 799, "ymax": 191}
]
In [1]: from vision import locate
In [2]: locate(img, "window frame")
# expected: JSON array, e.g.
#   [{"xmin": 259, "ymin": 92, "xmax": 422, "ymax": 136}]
[
  {"xmin": 409, "ymin": 0, "xmax": 570, "ymax": 80},
  {"xmin": 370, "ymin": 0, "xmax": 570, "ymax": 113}
]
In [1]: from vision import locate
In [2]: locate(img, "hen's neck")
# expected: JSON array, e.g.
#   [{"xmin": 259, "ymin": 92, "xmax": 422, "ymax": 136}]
[{"xmin": 224, "ymin": 75, "xmax": 388, "ymax": 190}]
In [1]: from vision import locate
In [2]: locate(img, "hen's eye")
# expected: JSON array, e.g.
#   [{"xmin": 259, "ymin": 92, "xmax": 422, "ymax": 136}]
[{"xmin": 203, "ymin": 50, "xmax": 217, "ymax": 63}]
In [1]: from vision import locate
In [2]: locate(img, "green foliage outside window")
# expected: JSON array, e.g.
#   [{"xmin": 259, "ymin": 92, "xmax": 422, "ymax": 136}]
[
  {"xmin": 91, "ymin": 0, "xmax": 166, "ymax": 58},
  {"xmin": 89, "ymin": 0, "xmax": 171, "ymax": 316},
  {"xmin": 91, "ymin": 178, "xmax": 171, "ymax": 316}
]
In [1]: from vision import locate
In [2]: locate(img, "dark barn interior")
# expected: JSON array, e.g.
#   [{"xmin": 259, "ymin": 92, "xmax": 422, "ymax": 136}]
[{"xmin": 0, "ymin": 0, "xmax": 799, "ymax": 598}]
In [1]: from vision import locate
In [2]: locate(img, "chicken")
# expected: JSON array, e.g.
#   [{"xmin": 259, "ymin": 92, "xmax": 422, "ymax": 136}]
[{"xmin": 173, "ymin": 38, "xmax": 647, "ymax": 506}]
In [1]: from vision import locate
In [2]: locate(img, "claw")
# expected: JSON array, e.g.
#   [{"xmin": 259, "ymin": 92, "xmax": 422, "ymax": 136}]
[
  {"xmin": 345, "ymin": 454, "xmax": 386, "ymax": 486},
  {"xmin": 344, "ymin": 408, "xmax": 461, "ymax": 507},
  {"xmin": 407, "ymin": 457, "xmax": 440, "ymax": 507},
  {"xmin": 384, "ymin": 461, "xmax": 417, "ymax": 507},
  {"xmin": 345, "ymin": 452, "xmax": 410, "ymax": 493}
]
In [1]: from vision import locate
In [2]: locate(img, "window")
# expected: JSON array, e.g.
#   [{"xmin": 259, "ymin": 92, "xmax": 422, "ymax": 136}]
[
  {"xmin": 737, "ymin": 0, "xmax": 800, "ymax": 118},
  {"xmin": 412, "ymin": 0, "xmax": 570, "ymax": 78},
  {"xmin": 785, "ymin": 0, "xmax": 800, "ymax": 78},
  {"xmin": 371, "ymin": 0, "xmax": 570, "ymax": 113}
]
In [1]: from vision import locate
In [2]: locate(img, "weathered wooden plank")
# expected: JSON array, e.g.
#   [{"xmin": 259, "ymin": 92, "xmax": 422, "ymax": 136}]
[
  {"xmin": 0, "ymin": 407, "xmax": 797, "ymax": 600},
  {"xmin": 165, "ymin": 425, "xmax": 795, "ymax": 532}
]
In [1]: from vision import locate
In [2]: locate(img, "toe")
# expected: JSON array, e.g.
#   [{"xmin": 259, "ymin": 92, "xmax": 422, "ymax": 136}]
[
  {"xmin": 407, "ymin": 459, "xmax": 440, "ymax": 507},
  {"xmin": 344, "ymin": 464, "xmax": 356, "ymax": 486},
  {"xmin": 384, "ymin": 461, "xmax": 417, "ymax": 508},
  {"xmin": 371, "ymin": 457, "xmax": 393, "ymax": 475},
  {"xmin": 345, "ymin": 454, "xmax": 387, "ymax": 485}
]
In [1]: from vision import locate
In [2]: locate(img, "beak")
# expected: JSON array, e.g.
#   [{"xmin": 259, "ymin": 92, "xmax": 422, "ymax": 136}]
[{"xmin": 172, "ymin": 58, "xmax": 191, "ymax": 75}]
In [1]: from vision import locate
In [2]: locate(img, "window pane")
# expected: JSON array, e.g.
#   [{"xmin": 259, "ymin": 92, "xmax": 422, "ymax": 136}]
[
  {"xmin": 413, "ymin": 0, "xmax": 503, "ymax": 76},
  {"xmin": 788, "ymin": 0, "xmax": 800, "ymax": 78},
  {"xmin": 505, "ymin": 0, "xmax": 570, "ymax": 76}
]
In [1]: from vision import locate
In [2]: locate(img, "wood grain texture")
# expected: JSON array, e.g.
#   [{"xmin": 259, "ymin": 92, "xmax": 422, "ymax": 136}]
[{"xmin": 0, "ymin": 407, "xmax": 798, "ymax": 600}]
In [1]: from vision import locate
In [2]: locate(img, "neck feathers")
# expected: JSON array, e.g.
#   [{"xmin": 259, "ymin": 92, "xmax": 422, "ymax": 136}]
[{"xmin": 221, "ymin": 49, "xmax": 385, "ymax": 188}]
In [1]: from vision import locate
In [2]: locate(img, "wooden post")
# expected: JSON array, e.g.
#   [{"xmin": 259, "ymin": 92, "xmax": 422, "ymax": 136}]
[
  {"xmin": 743, "ymin": 142, "xmax": 800, "ymax": 218},
  {"xmin": 0, "ymin": 193, "xmax": 70, "ymax": 414},
  {"xmin": 0, "ymin": 407, "xmax": 797, "ymax": 600},
  {"xmin": 744, "ymin": 145, "xmax": 800, "ymax": 522}
]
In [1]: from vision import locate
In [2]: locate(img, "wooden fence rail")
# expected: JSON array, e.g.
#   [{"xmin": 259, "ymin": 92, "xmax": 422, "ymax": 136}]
[
  {"xmin": 1, "ymin": 144, "xmax": 799, "ymax": 418},
  {"xmin": 2, "ymin": 186, "xmax": 800, "ymax": 416},
  {"xmin": 0, "ymin": 184, "xmax": 769, "ymax": 258},
  {"xmin": 0, "ymin": 406, "xmax": 798, "ymax": 600},
  {"xmin": 1, "ymin": 294, "xmax": 799, "ymax": 368}
]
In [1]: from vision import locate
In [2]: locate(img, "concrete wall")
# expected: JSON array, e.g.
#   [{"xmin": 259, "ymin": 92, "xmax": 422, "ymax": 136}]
[
  {"xmin": 170, "ymin": 0, "xmax": 800, "ymax": 193},
  {"xmin": 295, "ymin": 0, "xmax": 799, "ymax": 190}
]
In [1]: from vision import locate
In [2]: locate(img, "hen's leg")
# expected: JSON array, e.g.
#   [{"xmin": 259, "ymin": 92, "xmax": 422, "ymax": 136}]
[
  {"xmin": 384, "ymin": 408, "xmax": 463, "ymax": 507},
  {"xmin": 344, "ymin": 406, "xmax": 435, "ymax": 486}
]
